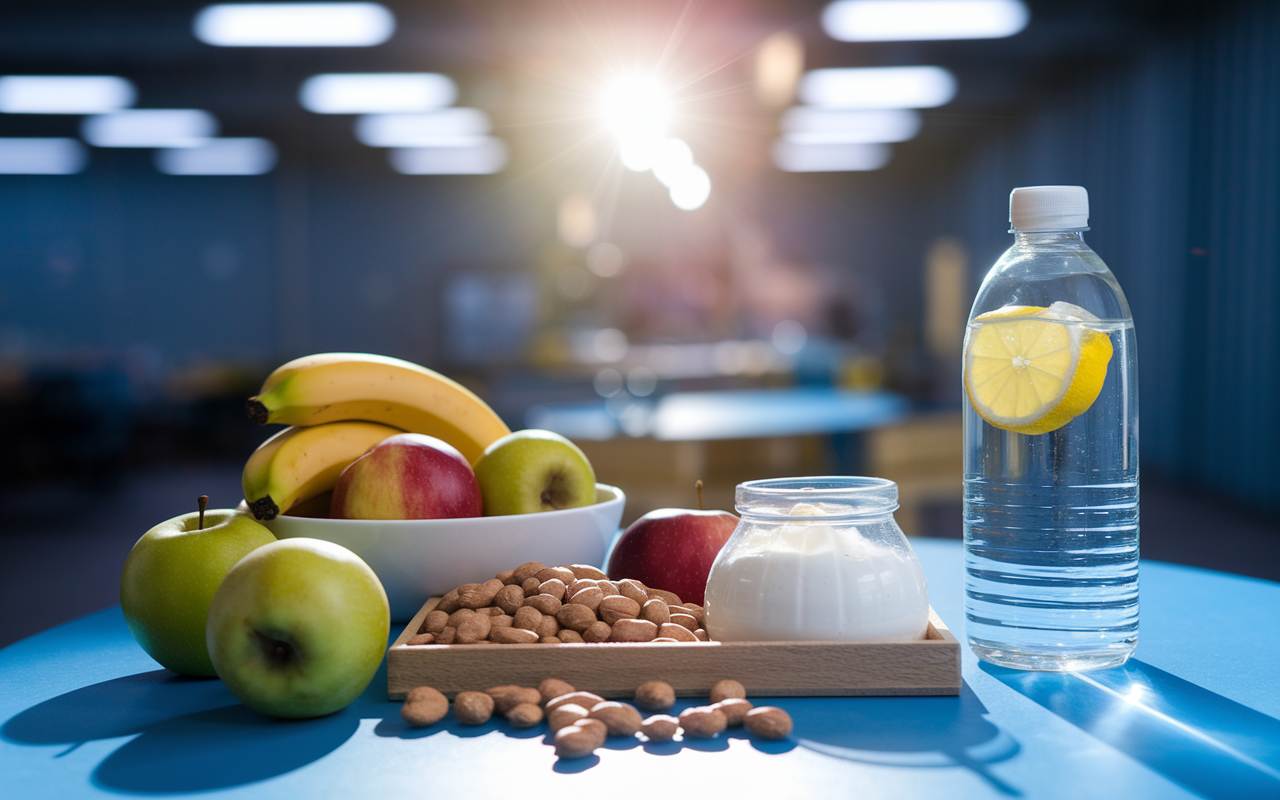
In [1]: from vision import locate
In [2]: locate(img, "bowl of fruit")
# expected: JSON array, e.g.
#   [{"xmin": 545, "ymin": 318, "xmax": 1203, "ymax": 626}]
[{"xmin": 238, "ymin": 353, "xmax": 626, "ymax": 620}]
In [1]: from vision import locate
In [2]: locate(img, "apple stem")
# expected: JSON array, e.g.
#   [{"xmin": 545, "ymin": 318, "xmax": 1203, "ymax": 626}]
[
  {"xmin": 198, "ymin": 496, "xmax": 209, "ymax": 530},
  {"xmin": 696, "ymin": 480, "xmax": 704, "ymax": 511}
]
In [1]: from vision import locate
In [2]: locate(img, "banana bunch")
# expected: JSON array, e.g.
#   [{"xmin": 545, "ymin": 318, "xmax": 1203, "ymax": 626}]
[{"xmin": 241, "ymin": 353, "xmax": 511, "ymax": 520}]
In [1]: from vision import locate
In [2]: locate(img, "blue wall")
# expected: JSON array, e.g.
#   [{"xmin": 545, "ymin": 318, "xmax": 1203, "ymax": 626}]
[{"xmin": 951, "ymin": 1, "xmax": 1280, "ymax": 511}]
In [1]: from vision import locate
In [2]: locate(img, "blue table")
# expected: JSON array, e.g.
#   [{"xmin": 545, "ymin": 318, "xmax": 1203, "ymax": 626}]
[{"xmin": 3, "ymin": 539, "xmax": 1278, "ymax": 799}]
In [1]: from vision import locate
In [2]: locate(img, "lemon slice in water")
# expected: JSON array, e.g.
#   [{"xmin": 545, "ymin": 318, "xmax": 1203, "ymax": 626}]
[{"xmin": 964, "ymin": 303, "xmax": 1114, "ymax": 435}]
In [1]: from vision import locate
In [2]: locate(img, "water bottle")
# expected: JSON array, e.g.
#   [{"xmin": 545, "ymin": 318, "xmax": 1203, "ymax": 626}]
[{"xmin": 962, "ymin": 185, "xmax": 1138, "ymax": 672}]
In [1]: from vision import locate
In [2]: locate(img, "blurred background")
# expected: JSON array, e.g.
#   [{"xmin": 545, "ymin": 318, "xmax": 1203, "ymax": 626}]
[{"xmin": 2, "ymin": 0, "xmax": 1278, "ymax": 647}]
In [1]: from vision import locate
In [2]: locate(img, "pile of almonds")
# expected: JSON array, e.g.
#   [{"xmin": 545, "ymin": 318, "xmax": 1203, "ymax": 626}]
[
  {"xmin": 401, "ymin": 677, "xmax": 794, "ymax": 760},
  {"xmin": 406, "ymin": 562, "xmax": 710, "ymax": 645}
]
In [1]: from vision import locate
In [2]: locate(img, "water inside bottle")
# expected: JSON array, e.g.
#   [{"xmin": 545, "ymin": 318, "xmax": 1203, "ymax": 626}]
[{"xmin": 964, "ymin": 318, "xmax": 1138, "ymax": 671}]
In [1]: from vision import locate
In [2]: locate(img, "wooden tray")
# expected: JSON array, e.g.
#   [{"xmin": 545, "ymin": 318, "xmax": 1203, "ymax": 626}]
[{"xmin": 387, "ymin": 598, "xmax": 960, "ymax": 700}]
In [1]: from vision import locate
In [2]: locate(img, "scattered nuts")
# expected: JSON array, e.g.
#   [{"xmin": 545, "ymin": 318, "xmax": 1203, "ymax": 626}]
[
  {"xmin": 488, "ymin": 627, "xmax": 540, "ymax": 644},
  {"xmin": 422, "ymin": 609, "xmax": 449, "ymax": 634},
  {"xmin": 712, "ymin": 698, "xmax": 753, "ymax": 727},
  {"xmin": 634, "ymin": 680, "xmax": 675, "ymax": 711},
  {"xmin": 507, "ymin": 702, "xmax": 544, "ymax": 728},
  {"xmin": 710, "ymin": 679, "xmax": 746, "ymax": 703},
  {"xmin": 609, "ymin": 618, "xmax": 659, "ymax": 642},
  {"xmin": 547, "ymin": 691, "xmax": 606, "ymax": 712},
  {"xmin": 486, "ymin": 685, "xmax": 541, "ymax": 714},
  {"xmin": 568, "ymin": 564, "xmax": 608, "ymax": 580},
  {"xmin": 598, "ymin": 595, "xmax": 641, "ymax": 626},
  {"xmin": 453, "ymin": 691, "xmax": 495, "ymax": 725},
  {"xmin": 524, "ymin": 593, "xmax": 562, "ymax": 616},
  {"xmin": 678, "ymin": 706, "xmax": 728, "ymax": 738},
  {"xmin": 407, "ymin": 633, "xmax": 435, "ymax": 645},
  {"xmin": 538, "ymin": 678, "xmax": 576, "ymax": 705},
  {"xmin": 588, "ymin": 701, "xmax": 644, "ymax": 736},
  {"xmin": 547, "ymin": 703, "xmax": 590, "ymax": 732},
  {"xmin": 640, "ymin": 599, "xmax": 670, "ymax": 626},
  {"xmin": 494, "ymin": 584, "xmax": 526, "ymax": 614},
  {"xmin": 744, "ymin": 707, "xmax": 793, "ymax": 739},
  {"xmin": 657, "ymin": 623, "xmax": 697, "ymax": 642},
  {"xmin": 554, "ymin": 720, "xmax": 604, "ymax": 759},
  {"xmin": 400, "ymin": 686, "xmax": 448, "ymax": 727},
  {"xmin": 641, "ymin": 714, "xmax": 679, "ymax": 742}
]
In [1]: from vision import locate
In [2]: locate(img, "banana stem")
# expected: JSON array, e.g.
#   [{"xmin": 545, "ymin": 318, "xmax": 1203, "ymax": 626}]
[
  {"xmin": 198, "ymin": 496, "xmax": 208, "ymax": 530},
  {"xmin": 696, "ymin": 480, "xmax": 704, "ymax": 511}
]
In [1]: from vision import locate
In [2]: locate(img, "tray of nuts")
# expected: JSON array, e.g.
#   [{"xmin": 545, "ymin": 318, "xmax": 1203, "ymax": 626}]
[{"xmin": 387, "ymin": 561, "xmax": 960, "ymax": 699}]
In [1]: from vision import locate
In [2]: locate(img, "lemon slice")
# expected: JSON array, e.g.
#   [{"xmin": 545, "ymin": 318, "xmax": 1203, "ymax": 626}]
[{"xmin": 964, "ymin": 304, "xmax": 1113, "ymax": 435}]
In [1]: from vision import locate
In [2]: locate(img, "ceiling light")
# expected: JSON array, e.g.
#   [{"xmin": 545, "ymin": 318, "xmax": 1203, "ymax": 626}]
[
  {"xmin": 194, "ymin": 3, "xmax": 394, "ymax": 47},
  {"xmin": 300, "ymin": 73, "xmax": 456, "ymax": 114},
  {"xmin": 800, "ymin": 66, "xmax": 956, "ymax": 109},
  {"xmin": 781, "ymin": 108, "xmax": 921, "ymax": 143},
  {"xmin": 0, "ymin": 76, "xmax": 135, "ymax": 114},
  {"xmin": 388, "ymin": 139, "xmax": 508, "ymax": 175},
  {"xmin": 0, "ymin": 138, "xmax": 88, "ymax": 174},
  {"xmin": 82, "ymin": 110, "xmax": 217, "ymax": 148},
  {"xmin": 155, "ymin": 138, "xmax": 277, "ymax": 175},
  {"xmin": 668, "ymin": 165, "xmax": 711, "ymax": 211},
  {"xmin": 772, "ymin": 141, "xmax": 892, "ymax": 172},
  {"xmin": 354, "ymin": 109, "xmax": 489, "ymax": 147},
  {"xmin": 823, "ymin": 0, "xmax": 1028, "ymax": 41}
]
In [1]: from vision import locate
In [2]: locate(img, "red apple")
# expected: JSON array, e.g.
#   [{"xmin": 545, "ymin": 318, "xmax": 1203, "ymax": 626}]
[
  {"xmin": 331, "ymin": 433, "xmax": 482, "ymax": 520},
  {"xmin": 606, "ymin": 509, "xmax": 738, "ymax": 606}
]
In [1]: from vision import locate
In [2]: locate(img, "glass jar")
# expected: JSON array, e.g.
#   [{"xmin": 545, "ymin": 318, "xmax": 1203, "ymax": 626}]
[{"xmin": 703, "ymin": 477, "xmax": 929, "ymax": 642}]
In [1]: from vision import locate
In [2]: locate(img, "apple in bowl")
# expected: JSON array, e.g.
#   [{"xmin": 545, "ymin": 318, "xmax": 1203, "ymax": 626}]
[{"xmin": 331, "ymin": 433, "xmax": 482, "ymax": 520}]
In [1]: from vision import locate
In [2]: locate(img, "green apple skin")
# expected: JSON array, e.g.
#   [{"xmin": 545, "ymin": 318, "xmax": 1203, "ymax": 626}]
[
  {"xmin": 206, "ymin": 537, "xmax": 390, "ymax": 719},
  {"xmin": 473, "ymin": 429, "xmax": 597, "ymax": 516},
  {"xmin": 120, "ymin": 510, "xmax": 276, "ymax": 677}
]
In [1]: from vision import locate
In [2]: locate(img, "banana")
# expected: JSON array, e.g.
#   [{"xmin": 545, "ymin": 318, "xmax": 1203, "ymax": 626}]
[
  {"xmin": 245, "ymin": 353, "xmax": 510, "ymax": 466},
  {"xmin": 242, "ymin": 421, "xmax": 403, "ymax": 520}
]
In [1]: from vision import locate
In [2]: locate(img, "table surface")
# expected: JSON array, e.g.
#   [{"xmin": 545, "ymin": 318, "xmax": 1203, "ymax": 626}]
[
  {"xmin": 3, "ymin": 538, "xmax": 1278, "ymax": 800},
  {"xmin": 526, "ymin": 386, "xmax": 908, "ymax": 441}
]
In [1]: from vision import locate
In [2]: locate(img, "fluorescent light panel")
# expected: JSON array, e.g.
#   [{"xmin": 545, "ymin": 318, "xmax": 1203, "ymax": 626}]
[
  {"xmin": 82, "ymin": 110, "xmax": 217, "ymax": 148},
  {"xmin": 772, "ymin": 141, "xmax": 892, "ymax": 172},
  {"xmin": 800, "ymin": 67, "xmax": 955, "ymax": 109},
  {"xmin": 823, "ymin": 0, "xmax": 1028, "ymax": 41},
  {"xmin": 781, "ymin": 108, "xmax": 921, "ymax": 143},
  {"xmin": 355, "ymin": 109, "xmax": 489, "ymax": 147},
  {"xmin": 300, "ymin": 73, "xmax": 456, "ymax": 114},
  {"xmin": 156, "ymin": 138, "xmax": 277, "ymax": 175},
  {"xmin": 0, "ymin": 138, "xmax": 88, "ymax": 174},
  {"xmin": 0, "ymin": 76, "xmax": 135, "ymax": 114},
  {"xmin": 389, "ymin": 139, "xmax": 507, "ymax": 174},
  {"xmin": 194, "ymin": 3, "xmax": 394, "ymax": 47}
]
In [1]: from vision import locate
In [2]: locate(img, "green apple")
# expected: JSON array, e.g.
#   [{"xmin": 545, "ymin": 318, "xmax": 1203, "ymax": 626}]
[
  {"xmin": 120, "ymin": 504, "xmax": 276, "ymax": 676},
  {"xmin": 473, "ymin": 429, "xmax": 597, "ymax": 515},
  {"xmin": 206, "ymin": 537, "xmax": 389, "ymax": 719}
]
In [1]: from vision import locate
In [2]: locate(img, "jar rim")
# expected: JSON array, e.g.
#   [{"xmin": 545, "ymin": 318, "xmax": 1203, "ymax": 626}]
[{"xmin": 735, "ymin": 476, "xmax": 899, "ymax": 519}]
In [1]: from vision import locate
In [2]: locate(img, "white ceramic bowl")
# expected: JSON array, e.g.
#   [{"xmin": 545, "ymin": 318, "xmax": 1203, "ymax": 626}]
[{"xmin": 258, "ymin": 484, "xmax": 625, "ymax": 621}]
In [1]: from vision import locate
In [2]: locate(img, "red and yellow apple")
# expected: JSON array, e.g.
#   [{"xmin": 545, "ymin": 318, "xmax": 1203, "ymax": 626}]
[
  {"xmin": 330, "ymin": 433, "xmax": 482, "ymax": 520},
  {"xmin": 606, "ymin": 508, "xmax": 738, "ymax": 606}
]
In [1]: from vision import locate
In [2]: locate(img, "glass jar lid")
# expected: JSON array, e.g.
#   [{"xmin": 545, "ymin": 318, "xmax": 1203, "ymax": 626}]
[{"xmin": 734, "ymin": 476, "xmax": 899, "ymax": 521}]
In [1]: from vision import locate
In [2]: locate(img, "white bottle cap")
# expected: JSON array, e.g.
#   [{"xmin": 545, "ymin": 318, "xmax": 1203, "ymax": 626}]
[{"xmin": 1009, "ymin": 185, "xmax": 1089, "ymax": 231}]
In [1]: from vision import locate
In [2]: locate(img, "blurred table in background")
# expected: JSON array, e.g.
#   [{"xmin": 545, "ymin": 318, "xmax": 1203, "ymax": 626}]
[{"xmin": 528, "ymin": 387, "xmax": 961, "ymax": 531}]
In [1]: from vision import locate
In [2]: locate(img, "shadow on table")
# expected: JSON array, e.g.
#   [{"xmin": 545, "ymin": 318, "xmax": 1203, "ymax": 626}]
[
  {"xmin": 984, "ymin": 659, "xmax": 1280, "ymax": 800},
  {"xmin": 2, "ymin": 668, "xmax": 361, "ymax": 793},
  {"xmin": 790, "ymin": 682, "xmax": 1022, "ymax": 796}
]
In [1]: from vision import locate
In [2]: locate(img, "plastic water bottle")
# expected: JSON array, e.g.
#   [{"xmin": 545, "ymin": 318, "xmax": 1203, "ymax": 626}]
[{"xmin": 962, "ymin": 186, "xmax": 1138, "ymax": 671}]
